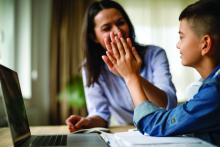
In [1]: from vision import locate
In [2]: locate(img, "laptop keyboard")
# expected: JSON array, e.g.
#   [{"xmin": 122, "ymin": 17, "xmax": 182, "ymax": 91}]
[{"xmin": 31, "ymin": 135, "xmax": 67, "ymax": 146}]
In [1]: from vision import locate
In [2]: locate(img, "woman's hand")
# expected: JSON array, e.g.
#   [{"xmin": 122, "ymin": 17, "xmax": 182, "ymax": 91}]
[
  {"xmin": 102, "ymin": 32, "xmax": 120, "ymax": 75},
  {"xmin": 65, "ymin": 115, "xmax": 107, "ymax": 132},
  {"xmin": 102, "ymin": 55, "xmax": 120, "ymax": 75},
  {"xmin": 65, "ymin": 115, "xmax": 90, "ymax": 132}
]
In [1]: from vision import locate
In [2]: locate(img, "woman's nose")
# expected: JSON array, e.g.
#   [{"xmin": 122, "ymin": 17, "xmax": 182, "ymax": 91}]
[{"xmin": 112, "ymin": 26, "xmax": 121, "ymax": 35}]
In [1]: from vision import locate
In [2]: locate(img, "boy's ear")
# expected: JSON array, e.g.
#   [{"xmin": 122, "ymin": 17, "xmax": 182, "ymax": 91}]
[{"xmin": 200, "ymin": 35, "xmax": 212, "ymax": 56}]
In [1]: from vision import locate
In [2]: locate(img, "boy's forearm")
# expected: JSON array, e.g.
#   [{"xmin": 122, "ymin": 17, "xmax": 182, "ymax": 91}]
[
  {"xmin": 124, "ymin": 74, "xmax": 149, "ymax": 106},
  {"xmin": 141, "ymin": 77, "xmax": 167, "ymax": 108}
]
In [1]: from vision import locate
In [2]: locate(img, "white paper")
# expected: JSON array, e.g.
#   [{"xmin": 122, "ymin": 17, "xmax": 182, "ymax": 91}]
[
  {"xmin": 114, "ymin": 131, "xmax": 204, "ymax": 145},
  {"xmin": 71, "ymin": 127, "xmax": 110, "ymax": 134}
]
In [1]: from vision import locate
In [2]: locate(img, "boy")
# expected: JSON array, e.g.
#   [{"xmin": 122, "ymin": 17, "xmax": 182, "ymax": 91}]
[{"xmin": 103, "ymin": 0, "xmax": 220, "ymax": 145}]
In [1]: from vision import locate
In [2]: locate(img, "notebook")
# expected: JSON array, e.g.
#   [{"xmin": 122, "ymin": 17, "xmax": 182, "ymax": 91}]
[{"xmin": 0, "ymin": 64, "xmax": 108, "ymax": 147}]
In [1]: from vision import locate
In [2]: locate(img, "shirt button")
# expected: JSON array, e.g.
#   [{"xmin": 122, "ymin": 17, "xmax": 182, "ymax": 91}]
[{"xmin": 171, "ymin": 117, "xmax": 176, "ymax": 124}]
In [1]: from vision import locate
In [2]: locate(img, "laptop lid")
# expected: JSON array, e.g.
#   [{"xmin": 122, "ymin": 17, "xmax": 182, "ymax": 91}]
[
  {"xmin": 0, "ymin": 64, "xmax": 31, "ymax": 146},
  {"xmin": 0, "ymin": 64, "xmax": 109, "ymax": 147}
]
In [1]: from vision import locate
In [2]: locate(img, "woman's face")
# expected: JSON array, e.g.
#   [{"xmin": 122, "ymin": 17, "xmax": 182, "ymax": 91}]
[{"xmin": 94, "ymin": 8, "xmax": 130, "ymax": 49}]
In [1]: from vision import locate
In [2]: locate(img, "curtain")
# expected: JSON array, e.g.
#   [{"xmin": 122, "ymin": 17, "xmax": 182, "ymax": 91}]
[{"xmin": 49, "ymin": 0, "xmax": 94, "ymax": 125}]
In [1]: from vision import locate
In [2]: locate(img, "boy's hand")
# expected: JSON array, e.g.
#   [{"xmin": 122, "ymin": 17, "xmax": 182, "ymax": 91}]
[{"xmin": 105, "ymin": 32, "xmax": 142, "ymax": 81}]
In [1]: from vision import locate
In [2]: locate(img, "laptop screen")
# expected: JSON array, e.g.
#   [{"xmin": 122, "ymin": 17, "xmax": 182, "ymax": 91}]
[{"xmin": 0, "ymin": 65, "xmax": 31, "ymax": 144}]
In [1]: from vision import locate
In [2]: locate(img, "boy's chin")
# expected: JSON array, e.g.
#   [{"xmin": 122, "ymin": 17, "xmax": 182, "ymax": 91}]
[{"xmin": 181, "ymin": 60, "xmax": 190, "ymax": 67}]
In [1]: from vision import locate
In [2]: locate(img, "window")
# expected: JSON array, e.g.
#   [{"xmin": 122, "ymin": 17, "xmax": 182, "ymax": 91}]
[{"xmin": 0, "ymin": 0, "xmax": 32, "ymax": 99}]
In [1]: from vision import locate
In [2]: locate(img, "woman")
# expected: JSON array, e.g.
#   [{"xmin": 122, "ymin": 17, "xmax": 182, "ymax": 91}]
[{"xmin": 66, "ymin": 0, "xmax": 177, "ymax": 132}]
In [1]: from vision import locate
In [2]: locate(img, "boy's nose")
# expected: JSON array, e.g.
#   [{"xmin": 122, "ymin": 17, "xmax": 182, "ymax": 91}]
[{"xmin": 176, "ymin": 41, "xmax": 180, "ymax": 49}]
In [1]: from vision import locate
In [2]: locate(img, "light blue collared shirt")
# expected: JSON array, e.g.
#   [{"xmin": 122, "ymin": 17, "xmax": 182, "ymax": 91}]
[
  {"xmin": 82, "ymin": 45, "xmax": 177, "ymax": 125},
  {"xmin": 133, "ymin": 65, "xmax": 220, "ymax": 146}
]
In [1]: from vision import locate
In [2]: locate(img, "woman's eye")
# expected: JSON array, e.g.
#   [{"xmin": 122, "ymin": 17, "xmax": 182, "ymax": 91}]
[
  {"xmin": 117, "ymin": 19, "xmax": 126, "ymax": 26},
  {"xmin": 101, "ymin": 26, "xmax": 111, "ymax": 32}
]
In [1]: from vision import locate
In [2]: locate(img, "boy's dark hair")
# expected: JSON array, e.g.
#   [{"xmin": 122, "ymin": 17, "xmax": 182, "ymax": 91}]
[
  {"xmin": 179, "ymin": 0, "xmax": 220, "ymax": 62},
  {"xmin": 82, "ymin": 0, "xmax": 139, "ymax": 86}
]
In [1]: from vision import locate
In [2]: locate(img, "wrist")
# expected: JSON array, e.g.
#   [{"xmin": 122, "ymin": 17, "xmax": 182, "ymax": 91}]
[
  {"xmin": 124, "ymin": 74, "xmax": 140, "ymax": 85},
  {"xmin": 124, "ymin": 74, "xmax": 148, "ymax": 106},
  {"xmin": 85, "ymin": 117, "xmax": 93, "ymax": 128},
  {"xmin": 86, "ymin": 116, "xmax": 107, "ymax": 128}
]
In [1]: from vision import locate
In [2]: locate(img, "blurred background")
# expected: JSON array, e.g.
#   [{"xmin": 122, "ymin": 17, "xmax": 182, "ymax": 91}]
[{"xmin": 0, "ymin": 0, "xmax": 198, "ymax": 126}]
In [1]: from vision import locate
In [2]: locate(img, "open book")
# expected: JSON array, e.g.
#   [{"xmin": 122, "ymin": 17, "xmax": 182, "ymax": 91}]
[
  {"xmin": 71, "ymin": 128, "xmax": 214, "ymax": 147},
  {"xmin": 100, "ymin": 131, "xmax": 214, "ymax": 147}
]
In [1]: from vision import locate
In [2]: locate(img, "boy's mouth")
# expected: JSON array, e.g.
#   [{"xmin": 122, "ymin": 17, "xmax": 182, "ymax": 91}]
[{"xmin": 179, "ymin": 52, "xmax": 183, "ymax": 58}]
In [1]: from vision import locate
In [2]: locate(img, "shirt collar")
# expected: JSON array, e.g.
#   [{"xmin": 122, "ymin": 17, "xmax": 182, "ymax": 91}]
[{"xmin": 205, "ymin": 64, "xmax": 220, "ymax": 80}]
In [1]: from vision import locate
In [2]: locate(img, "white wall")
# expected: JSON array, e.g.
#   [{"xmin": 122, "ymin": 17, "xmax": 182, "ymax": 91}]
[{"xmin": 116, "ymin": 0, "xmax": 199, "ymax": 102}]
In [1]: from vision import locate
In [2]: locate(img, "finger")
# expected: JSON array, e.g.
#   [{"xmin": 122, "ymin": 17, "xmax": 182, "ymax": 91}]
[
  {"xmin": 111, "ymin": 41, "xmax": 120, "ymax": 59},
  {"xmin": 102, "ymin": 55, "xmax": 114, "ymax": 68},
  {"xmin": 66, "ymin": 115, "xmax": 80, "ymax": 132},
  {"xmin": 110, "ymin": 32, "xmax": 115, "ymax": 43},
  {"xmin": 107, "ymin": 49, "xmax": 113, "ymax": 54},
  {"xmin": 120, "ymin": 36, "xmax": 130, "ymax": 55},
  {"xmin": 65, "ymin": 115, "xmax": 76, "ymax": 127},
  {"xmin": 104, "ymin": 37, "xmax": 112, "ymax": 51},
  {"xmin": 68, "ymin": 126, "xmax": 78, "ymax": 132},
  {"xmin": 131, "ymin": 46, "xmax": 141, "ymax": 63},
  {"xmin": 102, "ymin": 55, "xmax": 117, "ymax": 74},
  {"xmin": 126, "ymin": 37, "xmax": 136, "ymax": 59},
  {"xmin": 118, "ymin": 31, "xmax": 123, "ymax": 38},
  {"xmin": 67, "ymin": 124, "xmax": 75, "ymax": 132},
  {"xmin": 75, "ymin": 118, "xmax": 89, "ymax": 129},
  {"xmin": 69, "ymin": 126, "xmax": 81, "ymax": 132},
  {"xmin": 115, "ymin": 36, "xmax": 125, "ymax": 57},
  {"xmin": 106, "ymin": 51, "xmax": 117, "ymax": 65},
  {"xmin": 65, "ymin": 119, "xmax": 73, "ymax": 128},
  {"xmin": 102, "ymin": 55, "xmax": 119, "ymax": 75},
  {"xmin": 127, "ymin": 37, "xmax": 133, "ymax": 48}
]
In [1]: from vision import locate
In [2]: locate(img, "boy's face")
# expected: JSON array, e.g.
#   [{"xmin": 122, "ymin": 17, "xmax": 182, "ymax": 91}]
[{"xmin": 177, "ymin": 19, "xmax": 203, "ymax": 67}]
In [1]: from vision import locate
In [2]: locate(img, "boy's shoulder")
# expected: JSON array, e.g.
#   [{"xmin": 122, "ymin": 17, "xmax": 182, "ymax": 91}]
[
  {"xmin": 214, "ymin": 69, "xmax": 220, "ymax": 78},
  {"xmin": 203, "ymin": 67, "xmax": 220, "ymax": 85}
]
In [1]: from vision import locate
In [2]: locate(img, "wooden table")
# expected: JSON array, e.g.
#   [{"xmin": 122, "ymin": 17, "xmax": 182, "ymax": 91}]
[{"xmin": 0, "ymin": 125, "xmax": 134, "ymax": 147}]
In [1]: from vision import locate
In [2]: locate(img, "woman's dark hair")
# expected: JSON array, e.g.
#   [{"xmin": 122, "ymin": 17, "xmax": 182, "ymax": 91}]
[
  {"xmin": 82, "ymin": 0, "xmax": 141, "ymax": 87},
  {"xmin": 179, "ymin": 0, "xmax": 220, "ymax": 63}
]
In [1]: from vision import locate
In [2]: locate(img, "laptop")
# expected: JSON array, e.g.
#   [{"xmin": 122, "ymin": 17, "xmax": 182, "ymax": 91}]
[{"xmin": 0, "ymin": 64, "xmax": 108, "ymax": 147}]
